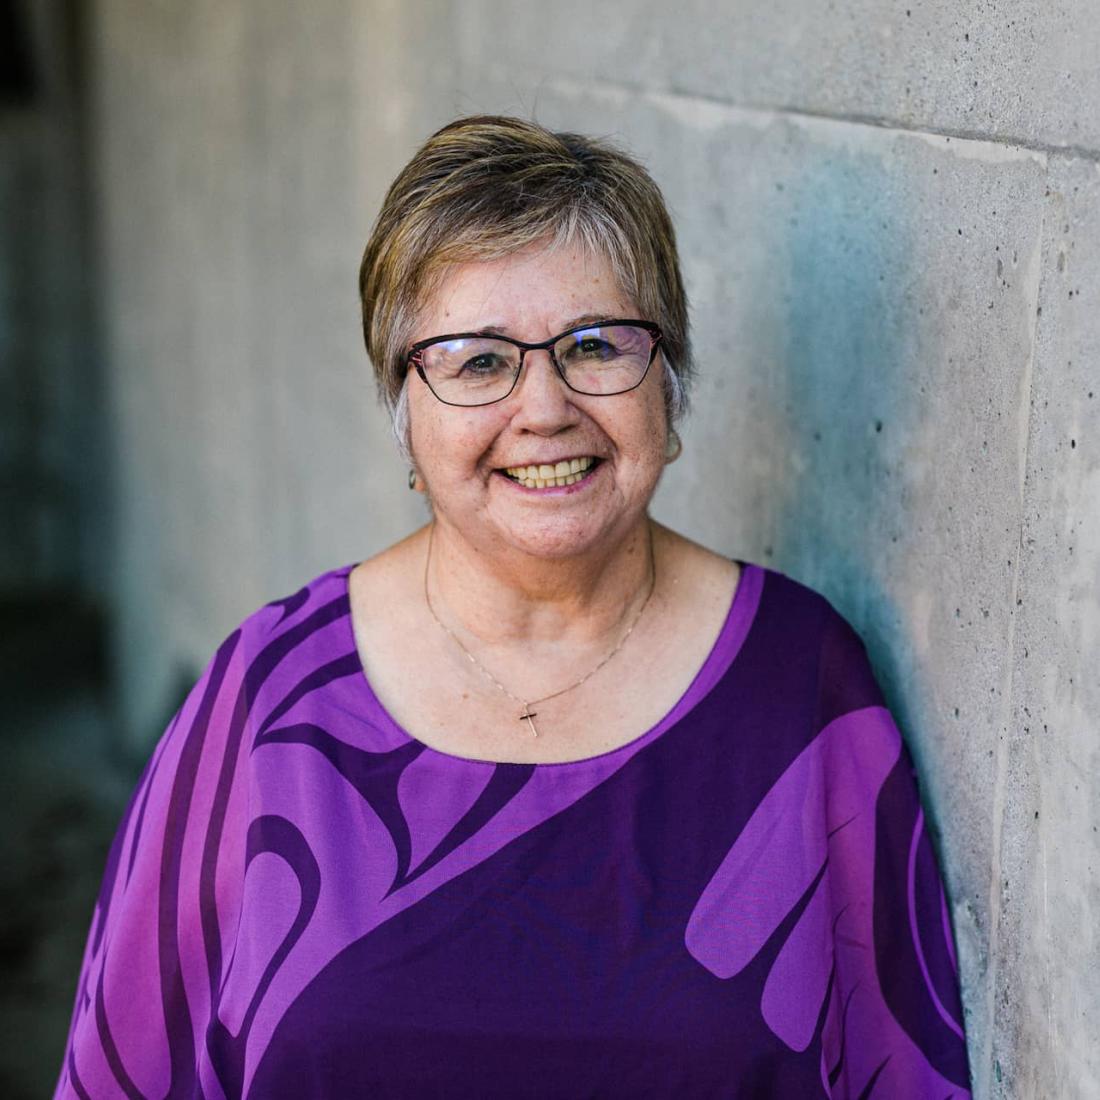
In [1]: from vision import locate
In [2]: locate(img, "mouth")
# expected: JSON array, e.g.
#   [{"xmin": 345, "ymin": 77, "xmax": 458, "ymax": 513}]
[{"xmin": 498, "ymin": 455, "xmax": 600, "ymax": 489}]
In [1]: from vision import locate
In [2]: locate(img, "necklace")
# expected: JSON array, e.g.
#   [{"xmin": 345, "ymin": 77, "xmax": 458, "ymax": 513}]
[{"xmin": 422, "ymin": 523, "xmax": 657, "ymax": 738}]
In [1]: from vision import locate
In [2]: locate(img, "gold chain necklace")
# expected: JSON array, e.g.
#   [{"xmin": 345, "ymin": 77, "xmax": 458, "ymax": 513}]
[{"xmin": 422, "ymin": 522, "xmax": 657, "ymax": 737}]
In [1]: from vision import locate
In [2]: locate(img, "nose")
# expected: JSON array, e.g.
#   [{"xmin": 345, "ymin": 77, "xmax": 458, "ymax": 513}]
[{"xmin": 508, "ymin": 348, "xmax": 581, "ymax": 433}]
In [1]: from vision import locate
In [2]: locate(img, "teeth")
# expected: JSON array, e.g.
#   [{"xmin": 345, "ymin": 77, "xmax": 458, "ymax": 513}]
[
  {"xmin": 504, "ymin": 456, "xmax": 596, "ymax": 481},
  {"xmin": 513, "ymin": 472, "xmax": 584, "ymax": 489}
]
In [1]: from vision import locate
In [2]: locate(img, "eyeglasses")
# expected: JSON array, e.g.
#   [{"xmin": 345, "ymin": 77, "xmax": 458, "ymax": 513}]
[{"xmin": 406, "ymin": 319, "xmax": 663, "ymax": 407}]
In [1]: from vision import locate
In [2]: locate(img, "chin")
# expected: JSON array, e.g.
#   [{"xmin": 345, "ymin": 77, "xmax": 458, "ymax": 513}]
[{"xmin": 498, "ymin": 514, "xmax": 622, "ymax": 561}]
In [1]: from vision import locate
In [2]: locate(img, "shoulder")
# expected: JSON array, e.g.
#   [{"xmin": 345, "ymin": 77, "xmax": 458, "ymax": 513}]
[
  {"xmin": 345, "ymin": 528, "xmax": 425, "ymax": 619},
  {"xmin": 660, "ymin": 526, "xmax": 851, "ymax": 646},
  {"xmin": 733, "ymin": 556, "xmax": 864, "ymax": 650},
  {"xmin": 150, "ymin": 558, "xmax": 369, "ymax": 813},
  {"xmin": 744, "ymin": 560, "xmax": 886, "ymax": 727},
  {"xmin": 655, "ymin": 525, "xmax": 741, "ymax": 621},
  {"xmin": 657, "ymin": 525, "xmax": 874, "ymax": 663},
  {"xmin": 246, "ymin": 561, "xmax": 355, "ymax": 639},
  {"xmin": 180, "ymin": 561, "xmax": 360, "ymax": 732},
  {"xmin": 233, "ymin": 561, "xmax": 356, "ymax": 658}
]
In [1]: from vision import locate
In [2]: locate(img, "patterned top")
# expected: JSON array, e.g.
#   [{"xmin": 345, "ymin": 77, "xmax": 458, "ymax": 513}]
[{"xmin": 55, "ymin": 560, "xmax": 971, "ymax": 1099}]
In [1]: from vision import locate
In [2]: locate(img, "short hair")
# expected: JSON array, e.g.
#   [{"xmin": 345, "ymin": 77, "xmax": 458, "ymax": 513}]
[{"xmin": 358, "ymin": 115, "xmax": 692, "ymax": 448}]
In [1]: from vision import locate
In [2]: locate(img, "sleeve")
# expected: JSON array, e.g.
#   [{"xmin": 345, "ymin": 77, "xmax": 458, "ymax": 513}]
[
  {"xmin": 53, "ymin": 624, "xmax": 253, "ymax": 1100},
  {"xmin": 686, "ymin": 601, "xmax": 972, "ymax": 1098},
  {"xmin": 814, "ymin": 610, "xmax": 972, "ymax": 1098}
]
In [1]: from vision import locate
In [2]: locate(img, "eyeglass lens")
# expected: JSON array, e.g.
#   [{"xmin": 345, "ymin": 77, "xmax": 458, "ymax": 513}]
[{"xmin": 418, "ymin": 324, "xmax": 655, "ymax": 406}]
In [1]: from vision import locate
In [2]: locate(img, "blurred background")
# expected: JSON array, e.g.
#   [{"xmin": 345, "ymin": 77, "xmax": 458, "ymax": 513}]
[{"xmin": 2, "ymin": 1, "xmax": 1098, "ymax": 1096}]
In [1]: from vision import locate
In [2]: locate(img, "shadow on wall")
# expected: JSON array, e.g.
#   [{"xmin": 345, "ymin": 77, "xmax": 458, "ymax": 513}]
[{"xmin": 771, "ymin": 151, "xmax": 935, "ymax": 809}]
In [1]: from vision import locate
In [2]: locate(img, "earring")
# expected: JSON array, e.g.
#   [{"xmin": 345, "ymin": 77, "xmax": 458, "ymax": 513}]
[
  {"xmin": 407, "ymin": 468, "xmax": 418, "ymax": 490},
  {"xmin": 664, "ymin": 429, "xmax": 682, "ymax": 463}
]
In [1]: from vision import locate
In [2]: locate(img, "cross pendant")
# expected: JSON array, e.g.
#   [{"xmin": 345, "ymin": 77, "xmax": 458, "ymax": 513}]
[{"xmin": 518, "ymin": 704, "xmax": 539, "ymax": 738}]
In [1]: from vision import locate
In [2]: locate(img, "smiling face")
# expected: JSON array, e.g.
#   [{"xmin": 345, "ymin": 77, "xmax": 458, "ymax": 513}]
[{"xmin": 406, "ymin": 241, "xmax": 671, "ymax": 563}]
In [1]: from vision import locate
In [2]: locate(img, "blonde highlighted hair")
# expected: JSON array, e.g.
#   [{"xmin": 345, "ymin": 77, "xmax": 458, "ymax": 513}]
[{"xmin": 358, "ymin": 115, "xmax": 692, "ymax": 445}]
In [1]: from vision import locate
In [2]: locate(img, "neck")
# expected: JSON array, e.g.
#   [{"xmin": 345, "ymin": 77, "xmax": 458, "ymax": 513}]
[{"xmin": 423, "ymin": 516, "xmax": 658, "ymax": 649}]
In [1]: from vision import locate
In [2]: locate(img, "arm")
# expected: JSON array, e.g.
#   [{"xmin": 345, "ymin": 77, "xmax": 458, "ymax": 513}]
[{"xmin": 54, "ymin": 627, "xmax": 250, "ymax": 1100}]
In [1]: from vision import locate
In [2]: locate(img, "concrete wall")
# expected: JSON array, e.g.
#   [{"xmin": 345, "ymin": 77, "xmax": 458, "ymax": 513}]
[
  {"xmin": 1, "ymin": 0, "xmax": 104, "ymax": 594},
  {"xmin": 88, "ymin": 2, "xmax": 1099, "ymax": 1095}
]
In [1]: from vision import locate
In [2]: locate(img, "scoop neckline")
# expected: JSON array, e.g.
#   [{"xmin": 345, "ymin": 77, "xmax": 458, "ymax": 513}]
[{"xmin": 337, "ymin": 558, "xmax": 762, "ymax": 769}]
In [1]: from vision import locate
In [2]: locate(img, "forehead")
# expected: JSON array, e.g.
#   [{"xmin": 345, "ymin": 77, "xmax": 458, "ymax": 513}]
[{"xmin": 413, "ymin": 242, "xmax": 636, "ymax": 340}]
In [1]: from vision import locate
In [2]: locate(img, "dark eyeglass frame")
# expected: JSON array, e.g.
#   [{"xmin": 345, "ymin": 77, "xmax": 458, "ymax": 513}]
[{"xmin": 405, "ymin": 318, "xmax": 664, "ymax": 408}]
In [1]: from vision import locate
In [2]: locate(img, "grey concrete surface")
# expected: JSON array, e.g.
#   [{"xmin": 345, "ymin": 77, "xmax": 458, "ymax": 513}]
[
  {"xmin": 89, "ymin": 0, "xmax": 443, "ymax": 733},
  {"xmin": 81, "ymin": 2, "xmax": 1100, "ymax": 1096},
  {"xmin": 990, "ymin": 155, "xmax": 1100, "ymax": 1095},
  {"xmin": 460, "ymin": 0, "xmax": 1100, "ymax": 154}
]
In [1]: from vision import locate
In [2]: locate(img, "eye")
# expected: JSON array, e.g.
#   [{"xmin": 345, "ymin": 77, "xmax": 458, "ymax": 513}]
[
  {"xmin": 579, "ymin": 337, "xmax": 614, "ymax": 356},
  {"xmin": 459, "ymin": 352, "xmax": 511, "ymax": 376},
  {"xmin": 563, "ymin": 333, "xmax": 617, "ymax": 362}
]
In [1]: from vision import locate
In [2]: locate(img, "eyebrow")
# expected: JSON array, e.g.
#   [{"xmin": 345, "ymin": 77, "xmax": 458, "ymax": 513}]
[{"xmin": 475, "ymin": 313, "xmax": 615, "ymax": 337}]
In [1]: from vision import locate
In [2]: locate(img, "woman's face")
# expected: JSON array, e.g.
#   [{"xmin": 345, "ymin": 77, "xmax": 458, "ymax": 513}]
[{"xmin": 406, "ymin": 241, "xmax": 671, "ymax": 562}]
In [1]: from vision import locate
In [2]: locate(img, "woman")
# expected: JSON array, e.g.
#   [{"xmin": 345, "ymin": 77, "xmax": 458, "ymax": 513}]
[{"xmin": 56, "ymin": 116, "xmax": 971, "ymax": 1097}]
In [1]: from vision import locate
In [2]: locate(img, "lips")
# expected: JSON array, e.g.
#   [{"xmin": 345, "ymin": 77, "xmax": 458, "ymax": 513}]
[{"xmin": 500, "ymin": 455, "xmax": 598, "ymax": 489}]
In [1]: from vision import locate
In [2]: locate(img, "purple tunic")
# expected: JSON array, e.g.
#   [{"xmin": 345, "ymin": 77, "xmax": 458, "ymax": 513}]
[{"xmin": 55, "ymin": 560, "xmax": 971, "ymax": 1098}]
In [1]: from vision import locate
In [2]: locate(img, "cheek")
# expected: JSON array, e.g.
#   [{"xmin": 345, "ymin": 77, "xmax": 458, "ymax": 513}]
[
  {"xmin": 407, "ymin": 394, "xmax": 452, "ymax": 474},
  {"xmin": 635, "ymin": 419, "xmax": 672, "ymax": 490},
  {"xmin": 408, "ymin": 402, "xmax": 500, "ymax": 479},
  {"xmin": 628, "ymin": 386, "xmax": 671, "ymax": 466},
  {"xmin": 405, "ymin": 398, "xmax": 432, "ymax": 465}
]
